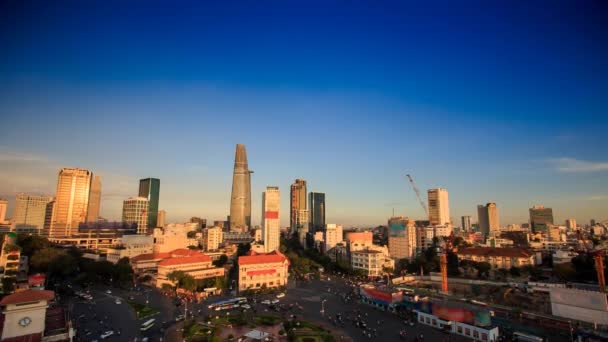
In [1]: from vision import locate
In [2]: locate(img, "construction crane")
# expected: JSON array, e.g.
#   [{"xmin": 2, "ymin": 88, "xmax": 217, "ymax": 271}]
[
  {"xmin": 577, "ymin": 231, "xmax": 606, "ymax": 293},
  {"xmin": 437, "ymin": 234, "xmax": 454, "ymax": 294},
  {"xmin": 406, "ymin": 174, "xmax": 428, "ymax": 216}
]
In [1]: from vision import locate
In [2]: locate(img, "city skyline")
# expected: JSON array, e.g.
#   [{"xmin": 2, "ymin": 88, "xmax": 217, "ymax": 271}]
[{"xmin": 1, "ymin": 2, "xmax": 607, "ymax": 226}]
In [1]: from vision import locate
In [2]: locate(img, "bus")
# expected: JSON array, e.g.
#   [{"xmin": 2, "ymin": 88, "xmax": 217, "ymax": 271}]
[
  {"xmin": 140, "ymin": 319, "xmax": 155, "ymax": 331},
  {"xmin": 208, "ymin": 297, "xmax": 248, "ymax": 311},
  {"xmin": 513, "ymin": 331, "xmax": 544, "ymax": 342}
]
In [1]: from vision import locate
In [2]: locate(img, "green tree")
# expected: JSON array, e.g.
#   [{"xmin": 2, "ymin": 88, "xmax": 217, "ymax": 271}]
[
  {"xmin": 212, "ymin": 254, "xmax": 228, "ymax": 267},
  {"xmin": 497, "ymin": 268, "xmax": 509, "ymax": 280},
  {"xmin": 17, "ymin": 234, "xmax": 50, "ymax": 257},
  {"xmin": 30, "ymin": 248, "xmax": 77, "ymax": 276},
  {"xmin": 509, "ymin": 266, "xmax": 521, "ymax": 277},
  {"xmin": 2, "ymin": 277, "xmax": 16, "ymax": 293},
  {"xmin": 554, "ymin": 263, "xmax": 577, "ymax": 281},
  {"xmin": 476, "ymin": 262, "xmax": 491, "ymax": 278}
]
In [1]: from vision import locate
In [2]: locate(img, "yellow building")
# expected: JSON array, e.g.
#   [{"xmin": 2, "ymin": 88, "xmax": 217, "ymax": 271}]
[
  {"xmin": 202, "ymin": 226, "xmax": 223, "ymax": 252},
  {"xmin": 238, "ymin": 251, "xmax": 289, "ymax": 292},
  {"xmin": 456, "ymin": 247, "xmax": 536, "ymax": 269},
  {"xmin": 156, "ymin": 254, "xmax": 224, "ymax": 288}
]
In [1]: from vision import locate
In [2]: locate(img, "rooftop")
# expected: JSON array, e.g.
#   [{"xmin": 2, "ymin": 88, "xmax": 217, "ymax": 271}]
[
  {"xmin": 238, "ymin": 250, "xmax": 289, "ymax": 265},
  {"xmin": 0, "ymin": 290, "xmax": 55, "ymax": 305},
  {"xmin": 456, "ymin": 247, "xmax": 534, "ymax": 258},
  {"xmin": 158, "ymin": 254, "xmax": 212, "ymax": 266}
]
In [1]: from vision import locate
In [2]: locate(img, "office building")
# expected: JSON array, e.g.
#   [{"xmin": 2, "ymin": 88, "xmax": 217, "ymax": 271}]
[
  {"xmin": 461, "ymin": 216, "xmax": 472, "ymax": 232},
  {"xmin": 565, "ymin": 218, "xmax": 577, "ymax": 230},
  {"xmin": 388, "ymin": 216, "xmax": 417, "ymax": 260},
  {"xmin": 122, "ymin": 197, "xmax": 149, "ymax": 235},
  {"xmin": 49, "ymin": 168, "xmax": 93, "ymax": 237},
  {"xmin": 262, "ymin": 186, "xmax": 280, "ymax": 252},
  {"xmin": 0, "ymin": 199, "xmax": 7, "ymax": 224},
  {"xmin": 428, "ymin": 188, "xmax": 450, "ymax": 226},
  {"xmin": 157, "ymin": 210, "xmax": 166, "ymax": 228},
  {"xmin": 229, "ymin": 144, "xmax": 252, "ymax": 231},
  {"xmin": 139, "ymin": 178, "xmax": 160, "ymax": 229},
  {"xmin": 202, "ymin": 226, "xmax": 223, "ymax": 252},
  {"xmin": 309, "ymin": 192, "xmax": 326, "ymax": 233},
  {"xmin": 477, "ymin": 203, "xmax": 499, "ymax": 238},
  {"xmin": 12, "ymin": 194, "xmax": 54, "ymax": 234},
  {"xmin": 529, "ymin": 205, "xmax": 554, "ymax": 232},
  {"xmin": 290, "ymin": 179, "xmax": 307, "ymax": 232},
  {"xmin": 323, "ymin": 223, "xmax": 343, "ymax": 253},
  {"xmin": 86, "ymin": 176, "xmax": 101, "ymax": 223}
]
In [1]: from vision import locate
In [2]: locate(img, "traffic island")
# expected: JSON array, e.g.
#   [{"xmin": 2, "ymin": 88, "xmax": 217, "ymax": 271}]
[{"xmin": 127, "ymin": 300, "xmax": 160, "ymax": 319}]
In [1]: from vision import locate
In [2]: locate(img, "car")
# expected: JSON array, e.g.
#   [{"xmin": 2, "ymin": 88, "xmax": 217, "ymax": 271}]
[
  {"xmin": 100, "ymin": 330, "xmax": 114, "ymax": 339},
  {"xmin": 409, "ymin": 321, "xmax": 415, "ymax": 326},
  {"xmin": 106, "ymin": 290, "xmax": 112, "ymax": 294},
  {"xmin": 115, "ymin": 299, "xmax": 122, "ymax": 305},
  {"xmin": 175, "ymin": 315, "xmax": 185, "ymax": 321},
  {"xmin": 241, "ymin": 304, "xmax": 251, "ymax": 309},
  {"xmin": 271, "ymin": 299, "xmax": 279, "ymax": 304},
  {"xmin": 141, "ymin": 338, "xmax": 149, "ymax": 342},
  {"xmin": 276, "ymin": 293, "xmax": 285, "ymax": 298},
  {"xmin": 261, "ymin": 300, "xmax": 271, "ymax": 305},
  {"xmin": 128, "ymin": 296, "xmax": 135, "ymax": 301}
]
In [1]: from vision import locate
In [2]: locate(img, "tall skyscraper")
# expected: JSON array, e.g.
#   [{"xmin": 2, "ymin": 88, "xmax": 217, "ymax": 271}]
[
  {"xmin": 565, "ymin": 218, "xmax": 577, "ymax": 230},
  {"xmin": 157, "ymin": 210, "xmax": 166, "ymax": 228},
  {"xmin": 122, "ymin": 197, "xmax": 149, "ymax": 234},
  {"xmin": 461, "ymin": 215, "xmax": 472, "ymax": 232},
  {"xmin": 529, "ymin": 205, "xmax": 554, "ymax": 232},
  {"xmin": 229, "ymin": 144, "xmax": 252, "ymax": 231},
  {"xmin": 388, "ymin": 216, "xmax": 417, "ymax": 260},
  {"xmin": 139, "ymin": 178, "xmax": 160, "ymax": 229},
  {"xmin": 428, "ymin": 188, "xmax": 450, "ymax": 226},
  {"xmin": 12, "ymin": 194, "xmax": 54, "ymax": 234},
  {"xmin": 262, "ymin": 186, "xmax": 280, "ymax": 252},
  {"xmin": 477, "ymin": 203, "xmax": 499, "ymax": 238},
  {"xmin": 309, "ymin": 192, "xmax": 326, "ymax": 234},
  {"xmin": 290, "ymin": 179, "xmax": 307, "ymax": 232},
  {"xmin": 50, "ymin": 168, "xmax": 93, "ymax": 237},
  {"xmin": 0, "ymin": 199, "xmax": 7, "ymax": 224},
  {"xmin": 86, "ymin": 175, "xmax": 102, "ymax": 223}
]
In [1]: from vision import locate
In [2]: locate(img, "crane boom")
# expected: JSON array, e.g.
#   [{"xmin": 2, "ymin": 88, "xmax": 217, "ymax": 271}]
[{"xmin": 406, "ymin": 174, "xmax": 428, "ymax": 216}]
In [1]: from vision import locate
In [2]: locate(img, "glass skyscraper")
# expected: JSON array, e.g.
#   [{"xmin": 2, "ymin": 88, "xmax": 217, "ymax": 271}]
[
  {"xmin": 309, "ymin": 192, "xmax": 325, "ymax": 233},
  {"xmin": 139, "ymin": 178, "xmax": 160, "ymax": 229}
]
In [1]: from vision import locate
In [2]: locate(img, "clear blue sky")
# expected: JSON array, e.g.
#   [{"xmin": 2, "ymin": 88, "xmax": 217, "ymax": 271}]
[{"xmin": 1, "ymin": 1, "xmax": 607, "ymax": 227}]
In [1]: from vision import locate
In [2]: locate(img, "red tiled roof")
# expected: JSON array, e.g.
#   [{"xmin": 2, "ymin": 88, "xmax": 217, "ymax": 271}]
[
  {"xmin": 169, "ymin": 249, "xmax": 200, "ymax": 257},
  {"xmin": 238, "ymin": 250, "xmax": 288, "ymax": 265},
  {"xmin": 0, "ymin": 290, "xmax": 55, "ymax": 305},
  {"xmin": 158, "ymin": 254, "xmax": 212, "ymax": 266},
  {"xmin": 131, "ymin": 252, "xmax": 170, "ymax": 262},
  {"xmin": 456, "ymin": 247, "xmax": 534, "ymax": 258}
]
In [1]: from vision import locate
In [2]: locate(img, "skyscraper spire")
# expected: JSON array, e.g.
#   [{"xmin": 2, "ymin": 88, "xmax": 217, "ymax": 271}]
[{"xmin": 230, "ymin": 144, "xmax": 252, "ymax": 231}]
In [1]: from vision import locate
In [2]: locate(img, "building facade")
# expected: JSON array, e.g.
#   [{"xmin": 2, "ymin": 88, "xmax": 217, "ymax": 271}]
[
  {"xmin": 139, "ymin": 178, "xmax": 160, "ymax": 229},
  {"xmin": 565, "ymin": 218, "xmax": 577, "ymax": 230},
  {"xmin": 529, "ymin": 205, "xmax": 554, "ymax": 232},
  {"xmin": 12, "ymin": 194, "xmax": 53, "ymax": 234},
  {"xmin": 290, "ymin": 179, "xmax": 307, "ymax": 233},
  {"xmin": 229, "ymin": 144, "xmax": 252, "ymax": 231},
  {"xmin": 461, "ymin": 215, "xmax": 471, "ymax": 232},
  {"xmin": 456, "ymin": 247, "xmax": 536, "ymax": 269},
  {"xmin": 49, "ymin": 168, "xmax": 93, "ymax": 237},
  {"xmin": 477, "ymin": 202, "xmax": 499, "ymax": 238},
  {"xmin": 0, "ymin": 199, "xmax": 7, "ymax": 224},
  {"xmin": 156, "ymin": 254, "xmax": 224, "ymax": 288},
  {"xmin": 388, "ymin": 217, "xmax": 417, "ymax": 260},
  {"xmin": 323, "ymin": 223, "xmax": 343, "ymax": 253},
  {"xmin": 122, "ymin": 197, "xmax": 149, "ymax": 235},
  {"xmin": 428, "ymin": 188, "xmax": 450, "ymax": 226},
  {"xmin": 237, "ymin": 250, "xmax": 289, "ymax": 292},
  {"xmin": 157, "ymin": 209, "xmax": 166, "ymax": 228},
  {"xmin": 309, "ymin": 192, "xmax": 325, "ymax": 233},
  {"xmin": 351, "ymin": 249, "xmax": 383, "ymax": 277},
  {"xmin": 202, "ymin": 226, "xmax": 223, "ymax": 251},
  {"xmin": 106, "ymin": 234, "xmax": 154, "ymax": 264},
  {"xmin": 262, "ymin": 186, "xmax": 280, "ymax": 252},
  {"xmin": 86, "ymin": 175, "xmax": 101, "ymax": 222}
]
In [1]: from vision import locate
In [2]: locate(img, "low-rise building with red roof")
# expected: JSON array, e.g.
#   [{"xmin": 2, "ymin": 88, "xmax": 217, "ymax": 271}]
[
  {"xmin": 237, "ymin": 250, "xmax": 289, "ymax": 292},
  {"xmin": 456, "ymin": 247, "xmax": 538, "ymax": 269}
]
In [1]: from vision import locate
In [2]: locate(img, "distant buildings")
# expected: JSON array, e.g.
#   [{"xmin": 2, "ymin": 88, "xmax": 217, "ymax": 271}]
[
  {"xmin": 49, "ymin": 168, "xmax": 93, "ymax": 237},
  {"xmin": 202, "ymin": 226, "xmax": 223, "ymax": 251},
  {"xmin": 122, "ymin": 197, "xmax": 149, "ymax": 234},
  {"xmin": 190, "ymin": 216, "xmax": 207, "ymax": 228},
  {"xmin": 456, "ymin": 247, "xmax": 538, "ymax": 269},
  {"xmin": 309, "ymin": 192, "xmax": 325, "ymax": 233},
  {"xmin": 139, "ymin": 178, "xmax": 160, "ymax": 229},
  {"xmin": 388, "ymin": 216, "xmax": 417, "ymax": 260},
  {"xmin": 12, "ymin": 194, "xmax": 53, "ymax": 235},
  {"xmin": 157, "ymin": 209, "xmax": 166, "ymax": 228},
  {"xmin": 229, "ymin": 144, "xmax": 252, "ymax": 232},
  {"xmin": 477, "ymin": 203, "xmax": 499, "ymax": 238},
  {"xmin": 529, "ymin": 205, "xmax": 554, "ymax": 232},
  {"xmin": 565, "ymin": 218, "xmax": 577, "ymax": 230},
  {"xmin": 428, "ymin": 188, "xmax": 450, "ymax": 226},
  {"xmin": 323, "ymin": 223, "xmax": 343, "ymax": 253},
  {"xmin": 262, "ymin": 186, "xmax": 280, "ymax": 253},
  {"xmin": 0, "ymin": 199, "xmax": 8, "ymax": 224},
  {"xmin": 237, "ymin": 250, "xmax": 289, "ymax": 292},
  {"xmin": 86, "ymin": 175, "xmax": 102, "ymax": 223},
  {"xmin": 461, "ymin": 215, "xmax": 472, "ymax": 232},
  {"xmin": 290, "ymin": 179, "xmax": 307, "ymax": 234},
  {"xmin": 105, "ymin": 234, "xmax": 154, "ymax": 264}
]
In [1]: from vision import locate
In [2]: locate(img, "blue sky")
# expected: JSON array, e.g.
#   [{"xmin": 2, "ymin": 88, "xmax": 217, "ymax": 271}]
[{"xmin": 0, "ymin": 1, "xmax": 607, "ymax": 227}]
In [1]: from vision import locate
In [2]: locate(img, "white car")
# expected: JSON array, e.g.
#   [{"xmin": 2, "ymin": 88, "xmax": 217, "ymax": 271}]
[
  {"xmin": 106, "ymin": 290, "xmax": 112, "ymax": 294},
  {"xmin": 115, "ymin": 299, "xmax": 122, "ymax": 305},
  {"xmin": 271, "ymin": 299, "xmax": 279, "ymax": 304},
  {"xmin": 100, "ymin": 330, "xmax": 114, "ymax": 339},
  {"xmin": 261, "ymin": 300, "xmax": 271, "ymax": 305},
  {"xmin": 241, "ymin": 304, "xmax": 251, "ymax": 309},
  {"xmin": 276, "ymin": 293, "xmax": 285, "ymax": 298}
]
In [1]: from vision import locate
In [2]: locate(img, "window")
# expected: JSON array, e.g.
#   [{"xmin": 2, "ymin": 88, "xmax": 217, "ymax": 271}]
[
  {"xmin": 457, "ymin": 326, "xmax": 462, "ymax": 333},
  {"xmin": 481, "ymin": 333, "xmax": 487, "ymax": 341},
  {"xmin": 432, "ymin": 319, "xmax": 437, "ymax": 326},
  {"xmin": 465, "ymin": 328, "xmax": 470, "ymax": 336},
  {"xmin": 473, "ymin": 331, "xmax": 478, "ymax": 338}
]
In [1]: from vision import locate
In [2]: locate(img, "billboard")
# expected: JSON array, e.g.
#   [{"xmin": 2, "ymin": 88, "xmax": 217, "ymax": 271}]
[
  {"xmin": 550, "ymin": 288, "xmax": 608, "ymax": 324},
  {"xmin": 389, "ymin": 222, "xmax": 406, "ymax": 238}
]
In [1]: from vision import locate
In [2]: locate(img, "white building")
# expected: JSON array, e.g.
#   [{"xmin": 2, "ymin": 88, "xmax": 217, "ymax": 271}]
[
  {"xmin": 428, "ymin": 188, "xmax": 450, "ymax": 226},
  {"xmin": 122, "ymin": 197, "xmax": 149, "ymax": 235},
  {"xmin": 153, "ymin": 226, "xmax": 189, "ymax": 254},
  {"xmin": 106, "ymin": 234, "xmax": 154, "ymax": 263},
  {"xmin": 262, "ymin": 186, "xmax": 280, "ymax": 253},
  {"xmin": 416, "ymin": 311, "xmax": 499, "ymax": 342},
  {"xmin": 323, "ymin": 224, "xmax": 343, "ymax": 253},
  {"xmin": 202, "ymin": 226, "xmax": 223, "ymax": 251}
]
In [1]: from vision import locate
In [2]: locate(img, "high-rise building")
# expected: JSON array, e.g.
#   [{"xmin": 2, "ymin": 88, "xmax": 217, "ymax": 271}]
[
  {"xmin": 565, "ymin": 218, "xmax": 577, "ymax": 230},
  {"xmin": 388, "ymin": 216, "xmax": 417, "ymax": 260},
  {"xmin": 139, "ymin": 178, "xmax": 160, "ymax": 229},
  {"xmin": 202, "ymin": 226, "xmax": 223, "ymax": 251},
  {"xmin": 122, "ymin": 197, "xmax": 149, "ymax": 235},
  {"xmin": 229, "ymin": 144, "xmax": 252, "ymax": 232},
  {"xmin": 290, "ymin": 179, "xmax": 307, "ymax": 232},
  {"xmin": 12, "ymin": 194, "xmax": 54, "ymax": 234},
  {"xmin": 461, "ymin": 216, "xmax": 472, "ymax": 232},
  {"xmin": 428, "ymin": 188, "xmax": 450, "ymax": 226},
  {"xmin": 50, "ymin": 168, "xmax": 93, "ymax": 237},
  {"xmin": 157, "ymin": 210, "xmax": 166, "ymax": 228},
  {"xmin": 43, "ymin": 200, "xmax": 55, "ymax": 235},
  {"xmin": 262, "ymin": 186, "xmax": 280, "ymax": 252},
  {"xmin": 190, "ymin": 217, "xmax": 207, "ymax": 228},
  {"xmin": 0, "ymin": 199, "xmax": 7, "ymax": 224},
  {"xmin": 86, "ymin": 175, "xmax": 102, "ymax": 223},
  {"xmin": 323, "ymin": 223, "xmax": 343, "ymax": 253},
  {"xmin": 477, "ymin": 203, "xmax": 499, "ymax": 238},
  {"xmin": 590, "ymin": 219, "xmax": 596, "ymax": 226},
  {"xmin": 309, "ymin": 192, "xmax": 326, "ymax": 233},
  {"xmin": 529, "ymin": 205, "xmax": 554, "ymax": 232}
]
